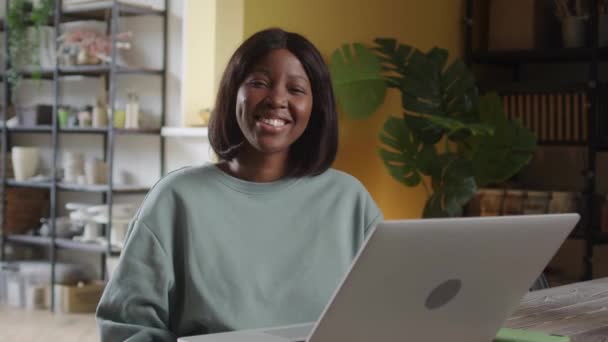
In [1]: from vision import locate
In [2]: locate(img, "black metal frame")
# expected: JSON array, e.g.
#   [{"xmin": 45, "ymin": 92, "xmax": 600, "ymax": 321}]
[
  {"xmin": 464, "ymin": 0, "xmax": 605, "ymax": 281},
  {"xmin": 0, "ymin": 0, "xmax": 168, "ymax": 311}
]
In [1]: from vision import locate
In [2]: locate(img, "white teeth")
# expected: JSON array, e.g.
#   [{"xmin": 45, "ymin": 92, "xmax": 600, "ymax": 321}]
[{"xmin": 260, "ymin": 117, "xmax": 286, "ymax": 127}]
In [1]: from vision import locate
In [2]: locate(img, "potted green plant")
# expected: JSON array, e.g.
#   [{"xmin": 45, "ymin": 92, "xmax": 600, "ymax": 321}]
[
  {"xmin": 6, "ymin": 0, "xmax": 54, "ymax": 90},
  {"xmin": 329, "ymin": 38, "xmax": 537, "ymax": 218}
]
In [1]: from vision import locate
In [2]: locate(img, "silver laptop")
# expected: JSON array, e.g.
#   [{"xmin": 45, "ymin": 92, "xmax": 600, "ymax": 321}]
[{"xmin": 179, "ymin": 214, "xmax": 580, "ymax": 342}]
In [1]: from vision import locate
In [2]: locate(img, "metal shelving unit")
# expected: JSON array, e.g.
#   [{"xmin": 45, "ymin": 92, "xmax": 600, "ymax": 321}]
[
  {"xmin": 465, "ymin": 0, "xmax": 607, "ymax": 281},
  {"xmin": 0, "ymin": 0, "xmax": 167, "ymax": 311}
]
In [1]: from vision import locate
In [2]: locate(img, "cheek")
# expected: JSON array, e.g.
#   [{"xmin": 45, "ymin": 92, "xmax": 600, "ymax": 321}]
[
  {"xmin": 235, "ymin": 90, "xmax": 247, "ymax": 115},
  {"xmin": 235, "ymin": 91, "xmax": 254, "ymax": 128},
  {"xmin": 294, "ymin": 97, "xmax": 313, "ymax": 124},
  {"xmin": 236, "ymin": 89, "xmax": 265, "ymax": 119}
]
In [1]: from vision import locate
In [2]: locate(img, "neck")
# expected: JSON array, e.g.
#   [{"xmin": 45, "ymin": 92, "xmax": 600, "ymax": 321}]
[{"xmin": 222, "ymin": 147, "xmax": 290, "ymax": 183}]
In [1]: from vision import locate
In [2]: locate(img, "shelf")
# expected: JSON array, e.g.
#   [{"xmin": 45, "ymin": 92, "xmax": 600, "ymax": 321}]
[
  {"xmin": 4, "ymin": 180, "xmax": 149, "ymax": 193},
  {"xmin": 479, "ymin": 81, "xmax": 591, "ymax": 94},
  {"xmin": 57, "ymin": 183, "xmax": 150, "ymax": 194},
  {"xmin": 160, "ymin": 126, "xmax": 209, "ymax": 138},
  {"xmin": 0, "ymin": 3, "xmax": 164, "ymax": 30},
  {"xmin": 60, "ymin": 127, "xmax": 108, "ymax": 134},
  {"xmin": 59, "ymin": 65, "xmax": 163, "ymax": 76},
  {"xmin": 17, "ymin": 70, "xmax": 55, "ymax": 80},
  {"xmin": 537, "ymin": 140, "xmax": 588, "ymax": 148},
  {"xmin": 5, "ymin": 234, "xmax": 51, "ymax": 247},
  {"xmin": 5, "ymin": 234, "xmax": 121, "ymax": 255},
  {"xmin": 2, "ymin": 66, "xmax": 163, "ymax": 79},
  {"xmin": 115, "ymin": 128, "xmax": 161, "ymax": 135},
  {"xmin": 55, "ymin": 238, "xmax": 121, "ymax": 255},
  {"xmin": 7, "ymin": 125, "xmax": 53, "ymax": 133},
  {"xmin": 2, "ymin": 126, "xmax": 161, "ymax": 135},
  {"xmin": 471, "ymin": 47, "xmax": 608, "ymax": 65},
  {"xmin": 62, "ymin": 2, "xmax": 165, "ymax": 18},
  {"xmin": 61, "ymin": 127, "xmax": 161, "ymax": 135},
  {"xmin": 6, "ymin": 179, "xmax": 52, "ymax": 189}
]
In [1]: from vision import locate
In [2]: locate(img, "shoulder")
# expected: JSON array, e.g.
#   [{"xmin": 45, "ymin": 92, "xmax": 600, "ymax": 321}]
[
  {"xmin": 301, "ymin": 168, "xmax": 377, "ymax": 207},
  {"xmin": 305, "ymin": 169, "xmax": 383, "ymax": 233},
  {"xmin": 145, "ymin": 164, "xmax": 213, "ymax": 196},
  {"xmin": 135, "ymin": 164, "xmax": 218, "ymax": 218},
  {"xmin": 307, "ymin": 168, "xmax": 369, "ymax": 194},
  {"xmin": 152, "ymin": 164, "xmax": 216, "ymax": 189}
]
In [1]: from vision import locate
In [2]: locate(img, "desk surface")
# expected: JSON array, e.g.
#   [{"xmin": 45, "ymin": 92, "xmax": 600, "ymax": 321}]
[{"xmin": 506, "ymin": 277, "xmax": 608, "ymax": 341}]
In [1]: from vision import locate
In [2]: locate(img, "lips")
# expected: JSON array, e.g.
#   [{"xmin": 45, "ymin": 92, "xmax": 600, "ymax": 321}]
[
  {"xmin": 254, "ymin": 113, "xmax": 292, "ymax": 131},
  {"xmin": 259, "ymin": 117, "xmax": 287, "ymax": 127}
]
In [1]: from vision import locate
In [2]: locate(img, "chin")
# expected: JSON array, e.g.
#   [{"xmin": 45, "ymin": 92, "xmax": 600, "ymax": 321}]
[
  {"xmin": 256, "ymin": 144, "xmax": 289, "ymax": 155},
  {"xmin": 252, "ymin": 138, "xmax": 291, "ymax": 154}
]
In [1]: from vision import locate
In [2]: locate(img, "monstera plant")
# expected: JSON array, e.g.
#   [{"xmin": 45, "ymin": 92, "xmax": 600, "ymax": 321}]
[{"xmin": 329, "ymin": 38, "xmax": 537, "ymax": 218}]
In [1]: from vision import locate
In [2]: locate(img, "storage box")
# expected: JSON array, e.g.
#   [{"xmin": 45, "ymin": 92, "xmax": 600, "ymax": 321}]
[
  {"xmin": 488, "ymin": 0, "xmax": 559, "ymax": 49},
  {"xmin": 5, "ymin": 271, "xmax": 25, "ymax": 308},
  {"xmin": 48, "ymin": 281, "xmax": 105, "ymax": 313},
  {"xmin": 5, "ymin": 275, "xmax": 49, "ymax": 310},
  {"xmin": 16, "ymin": 105, "xmax": 53, "ymax": 126},
  {"xmin": 2, "ymin": 188, "xmax": 49, "ymax": 234}
]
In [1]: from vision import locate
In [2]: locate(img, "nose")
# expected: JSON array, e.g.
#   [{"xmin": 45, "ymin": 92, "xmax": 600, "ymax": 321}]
[{"xmin": 265, "ymin": 86, "xmax": 288, "ymax": 108}]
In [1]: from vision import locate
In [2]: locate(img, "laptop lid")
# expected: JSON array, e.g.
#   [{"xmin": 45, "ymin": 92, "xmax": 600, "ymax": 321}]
[{"xmin": 306, "ymin": 214, "xmax": 579, "ymax": 342}]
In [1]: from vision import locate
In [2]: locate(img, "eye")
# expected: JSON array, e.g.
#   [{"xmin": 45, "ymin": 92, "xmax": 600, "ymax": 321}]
[
  {"xmin": 248, "ymin": 79, "xmax": 268, "ymax": 88},
  {"xmin": 289, "ymin": 87, "xmax": 306, "ymax": 94}
]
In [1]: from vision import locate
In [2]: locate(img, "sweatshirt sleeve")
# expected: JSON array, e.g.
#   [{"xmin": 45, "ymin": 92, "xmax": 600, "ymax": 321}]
[{"xmin": 96, "ymin": 219, "xmax": 176, "ymax": 341}]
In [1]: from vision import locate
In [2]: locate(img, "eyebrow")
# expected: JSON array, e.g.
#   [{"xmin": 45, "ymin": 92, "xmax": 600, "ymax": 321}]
[{"xmin": 250, "ymin": 68, "xmax": 310, "ymax": 84}]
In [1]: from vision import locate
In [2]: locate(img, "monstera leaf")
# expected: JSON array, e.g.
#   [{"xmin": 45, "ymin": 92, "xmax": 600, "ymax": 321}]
[
  {"xmin": 372, "ymin": 38, "xmax": 413, "ymax": 89},
  {"xmin": 472, "ymin": 94, "xmax": 537, "ymax": 187},
  {"xmin": 373, "ymin": 39, "xmax": 480, "ymax": 144},
  {"xmin": 330, "ymin": 43, "xmax": 387, "ymax": 119},
  {"xmin": 423, "ymin": 154, "xmax": 477, "ymax": 218},
  {"xmin": 378, "ymin": 116, "xmax": 440, "ymax": 186},
  {"xmin": 418, "ymin": 114, "xmax": 494, "ymax": 139}
]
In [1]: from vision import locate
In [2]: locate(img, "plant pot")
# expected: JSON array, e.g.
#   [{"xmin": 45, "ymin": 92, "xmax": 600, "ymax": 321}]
[
  {"xmin": 562, "ymin": 16, "xmax": 587, "ymax": 48},
  {"xmin": 11, "ymin": 147, "xmax": 39, "ymax": 181},
  {"xmin": 522, "ymin": 191, "xmax": 550, "ymax": 215},
  {"xmin": 478, "ymin": 189, "xmax": 505, "ymax": 216}
]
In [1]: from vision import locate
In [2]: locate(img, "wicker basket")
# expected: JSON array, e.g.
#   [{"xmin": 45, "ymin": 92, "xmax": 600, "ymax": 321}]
[{"xmin": 1, "ymin": 188, "xmax": 49, "ymax": 235}]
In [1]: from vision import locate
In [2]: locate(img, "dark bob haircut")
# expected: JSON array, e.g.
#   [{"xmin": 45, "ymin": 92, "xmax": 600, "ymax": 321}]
[{"xmin": 208, "ymin": 28, "xmax": 338, "ymax": 177}]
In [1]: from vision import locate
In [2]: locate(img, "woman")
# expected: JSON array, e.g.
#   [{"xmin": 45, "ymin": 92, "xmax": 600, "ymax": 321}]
[{"xmin": 96, "ymin": 28, "xmax": 383, "ymax": 341}]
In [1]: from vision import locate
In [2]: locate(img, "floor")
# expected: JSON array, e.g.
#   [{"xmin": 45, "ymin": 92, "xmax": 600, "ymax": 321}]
[{"xmin": 0, "ymin": 304, "xmax": 98, "ymax": 342}]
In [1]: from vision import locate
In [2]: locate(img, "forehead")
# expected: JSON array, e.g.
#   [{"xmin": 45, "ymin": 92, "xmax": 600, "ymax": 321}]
[{"xmin": 249, "ymin": 49, "xmax": 309, "ymax": 80}]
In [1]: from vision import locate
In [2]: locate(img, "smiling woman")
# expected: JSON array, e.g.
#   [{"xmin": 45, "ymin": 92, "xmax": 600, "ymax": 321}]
[
  {"xmin": 95, "ymin": 28, "xmax": 383, "ymax": 340},
  {"xmin": 209, "ymin": 28, "xmax": 338, "ymax": 180}
]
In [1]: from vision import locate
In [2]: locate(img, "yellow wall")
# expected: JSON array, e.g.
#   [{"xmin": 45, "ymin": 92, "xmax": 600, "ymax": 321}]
[
  {"xmin": 182, "ymin": 0, "xmax": 465, "ymax": 218},
  {"xmin": 215, "ymin": 0, "xmax": 244, "ymax": 95},
  {"xmin": 182, "ymin": 0, "xmax": 216, "ymax": 126},
  {"xmin": 182, "ymin": 0, "xmax": 244, "ymax": 126},
  {"xmin": 243, "ymin": 0, "xmax": 465, "ymax": 219}
]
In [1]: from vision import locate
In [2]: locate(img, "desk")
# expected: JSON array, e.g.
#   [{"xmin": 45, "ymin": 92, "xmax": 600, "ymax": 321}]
[{"xmin": 506, "ymin": 277, "xmax": 608, "ymax": 341}]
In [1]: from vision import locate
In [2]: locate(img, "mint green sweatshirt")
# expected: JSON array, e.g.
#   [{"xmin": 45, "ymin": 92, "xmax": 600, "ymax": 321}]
[{"xmin": 96, "ymin": 164, "xmax": 383, "ymax": 341}]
